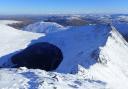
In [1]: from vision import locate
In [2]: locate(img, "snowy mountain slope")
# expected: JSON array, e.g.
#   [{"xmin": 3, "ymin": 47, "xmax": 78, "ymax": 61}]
[
  {"xmin": 84, "ymin": 26, "xmax": 128, "ymax": 89},
  {"xmin": 30, "ymin": 24, "xmax": 128, "ymax": 89},
  {"xmin": 0, "ymin": 68, "xmax": 107, "ymax": 89},
  {"xmin": 23, "ymin": 21, "xmax": 68, "ymax": 34},
  {"xmin": 0, "ymin": 21, "xmax": 43, "ymax": 66},
  {"xmin": 31, "ymin": 24, "xmax": 112, "ymax": 73},
  {"xmin": 0, "ymin": 20, "xmax": 128, "ymax": 89},
  {"xmin": 113, "ymin": 22, "xmax": 128, "ymax": 37}
]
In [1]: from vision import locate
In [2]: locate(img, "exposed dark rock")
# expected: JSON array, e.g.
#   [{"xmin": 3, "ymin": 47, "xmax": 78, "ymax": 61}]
[
  {"xmin": 8, "ymin": 20, "xmax": 36, "ymax": 29},
  {"xmin": 11, "ymin": 42, "xmax": 63, "ymax": 71}
]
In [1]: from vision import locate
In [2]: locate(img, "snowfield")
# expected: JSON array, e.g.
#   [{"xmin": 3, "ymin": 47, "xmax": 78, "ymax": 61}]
[
  {"xmin": 0, "ymin": 68, "xmax": 107, "ymax": 89},
  {"xmin": 0, "ymin": 20, "xmax": 128, "ymax": 89},
  {"xmin": 23, "ymin": 21, "xmax": 68, "ymax": 34},
  {"xmin": 0, "ymin": 23, "xmax": 43, "ymax": 66}
]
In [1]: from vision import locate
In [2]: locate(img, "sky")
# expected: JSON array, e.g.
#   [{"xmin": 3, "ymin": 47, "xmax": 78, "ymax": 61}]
[{"xmin": 0, "ymin": 0, "xmax": 128, "ymax": 15}]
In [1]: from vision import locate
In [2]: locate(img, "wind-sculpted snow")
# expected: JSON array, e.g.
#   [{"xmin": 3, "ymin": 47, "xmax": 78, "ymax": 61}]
[
  {"xmin": 0, "ymin": 68, "xmax": 107, "ymax": 89},
  {"xmin": 23, "ymin": 21, "xmax": 67, "ymax": 34}
]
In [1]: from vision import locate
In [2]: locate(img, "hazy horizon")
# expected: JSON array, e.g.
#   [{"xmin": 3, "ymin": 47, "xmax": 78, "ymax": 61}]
[{"xmin": 0, "ymin": 0, "xmax": 128, "ymax": 15}]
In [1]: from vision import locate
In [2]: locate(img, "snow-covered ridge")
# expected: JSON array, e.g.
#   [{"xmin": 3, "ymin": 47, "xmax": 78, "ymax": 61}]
[
  {"xmin": 23, "ymin": 21, "xmax": 68, "ymax": 34},
  {"xmin": 113, "ymin": 22, "xmax": 128, "ymax": 37},
  {"xmin": 89, "ymin": 26, "xmax": 128, "ymax": 89},
  {"xmin": 0, "ymin": 20, "xmax": 128, "ymax": 89},
  {"xmin": 29, "ymin": 24, "xmax": 128, "ymax": 89}
]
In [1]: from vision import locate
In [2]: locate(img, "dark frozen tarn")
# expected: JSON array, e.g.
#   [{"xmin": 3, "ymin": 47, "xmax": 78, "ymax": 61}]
[{"xmin": 11, "ymin": 42, "xmax": 63, "ymax": 71}]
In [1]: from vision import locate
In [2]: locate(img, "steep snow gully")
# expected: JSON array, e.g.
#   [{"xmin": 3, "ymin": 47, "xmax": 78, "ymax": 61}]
[{"xmin": 0, "ymin": 21, "xmax": 128, "ymax": 89}]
